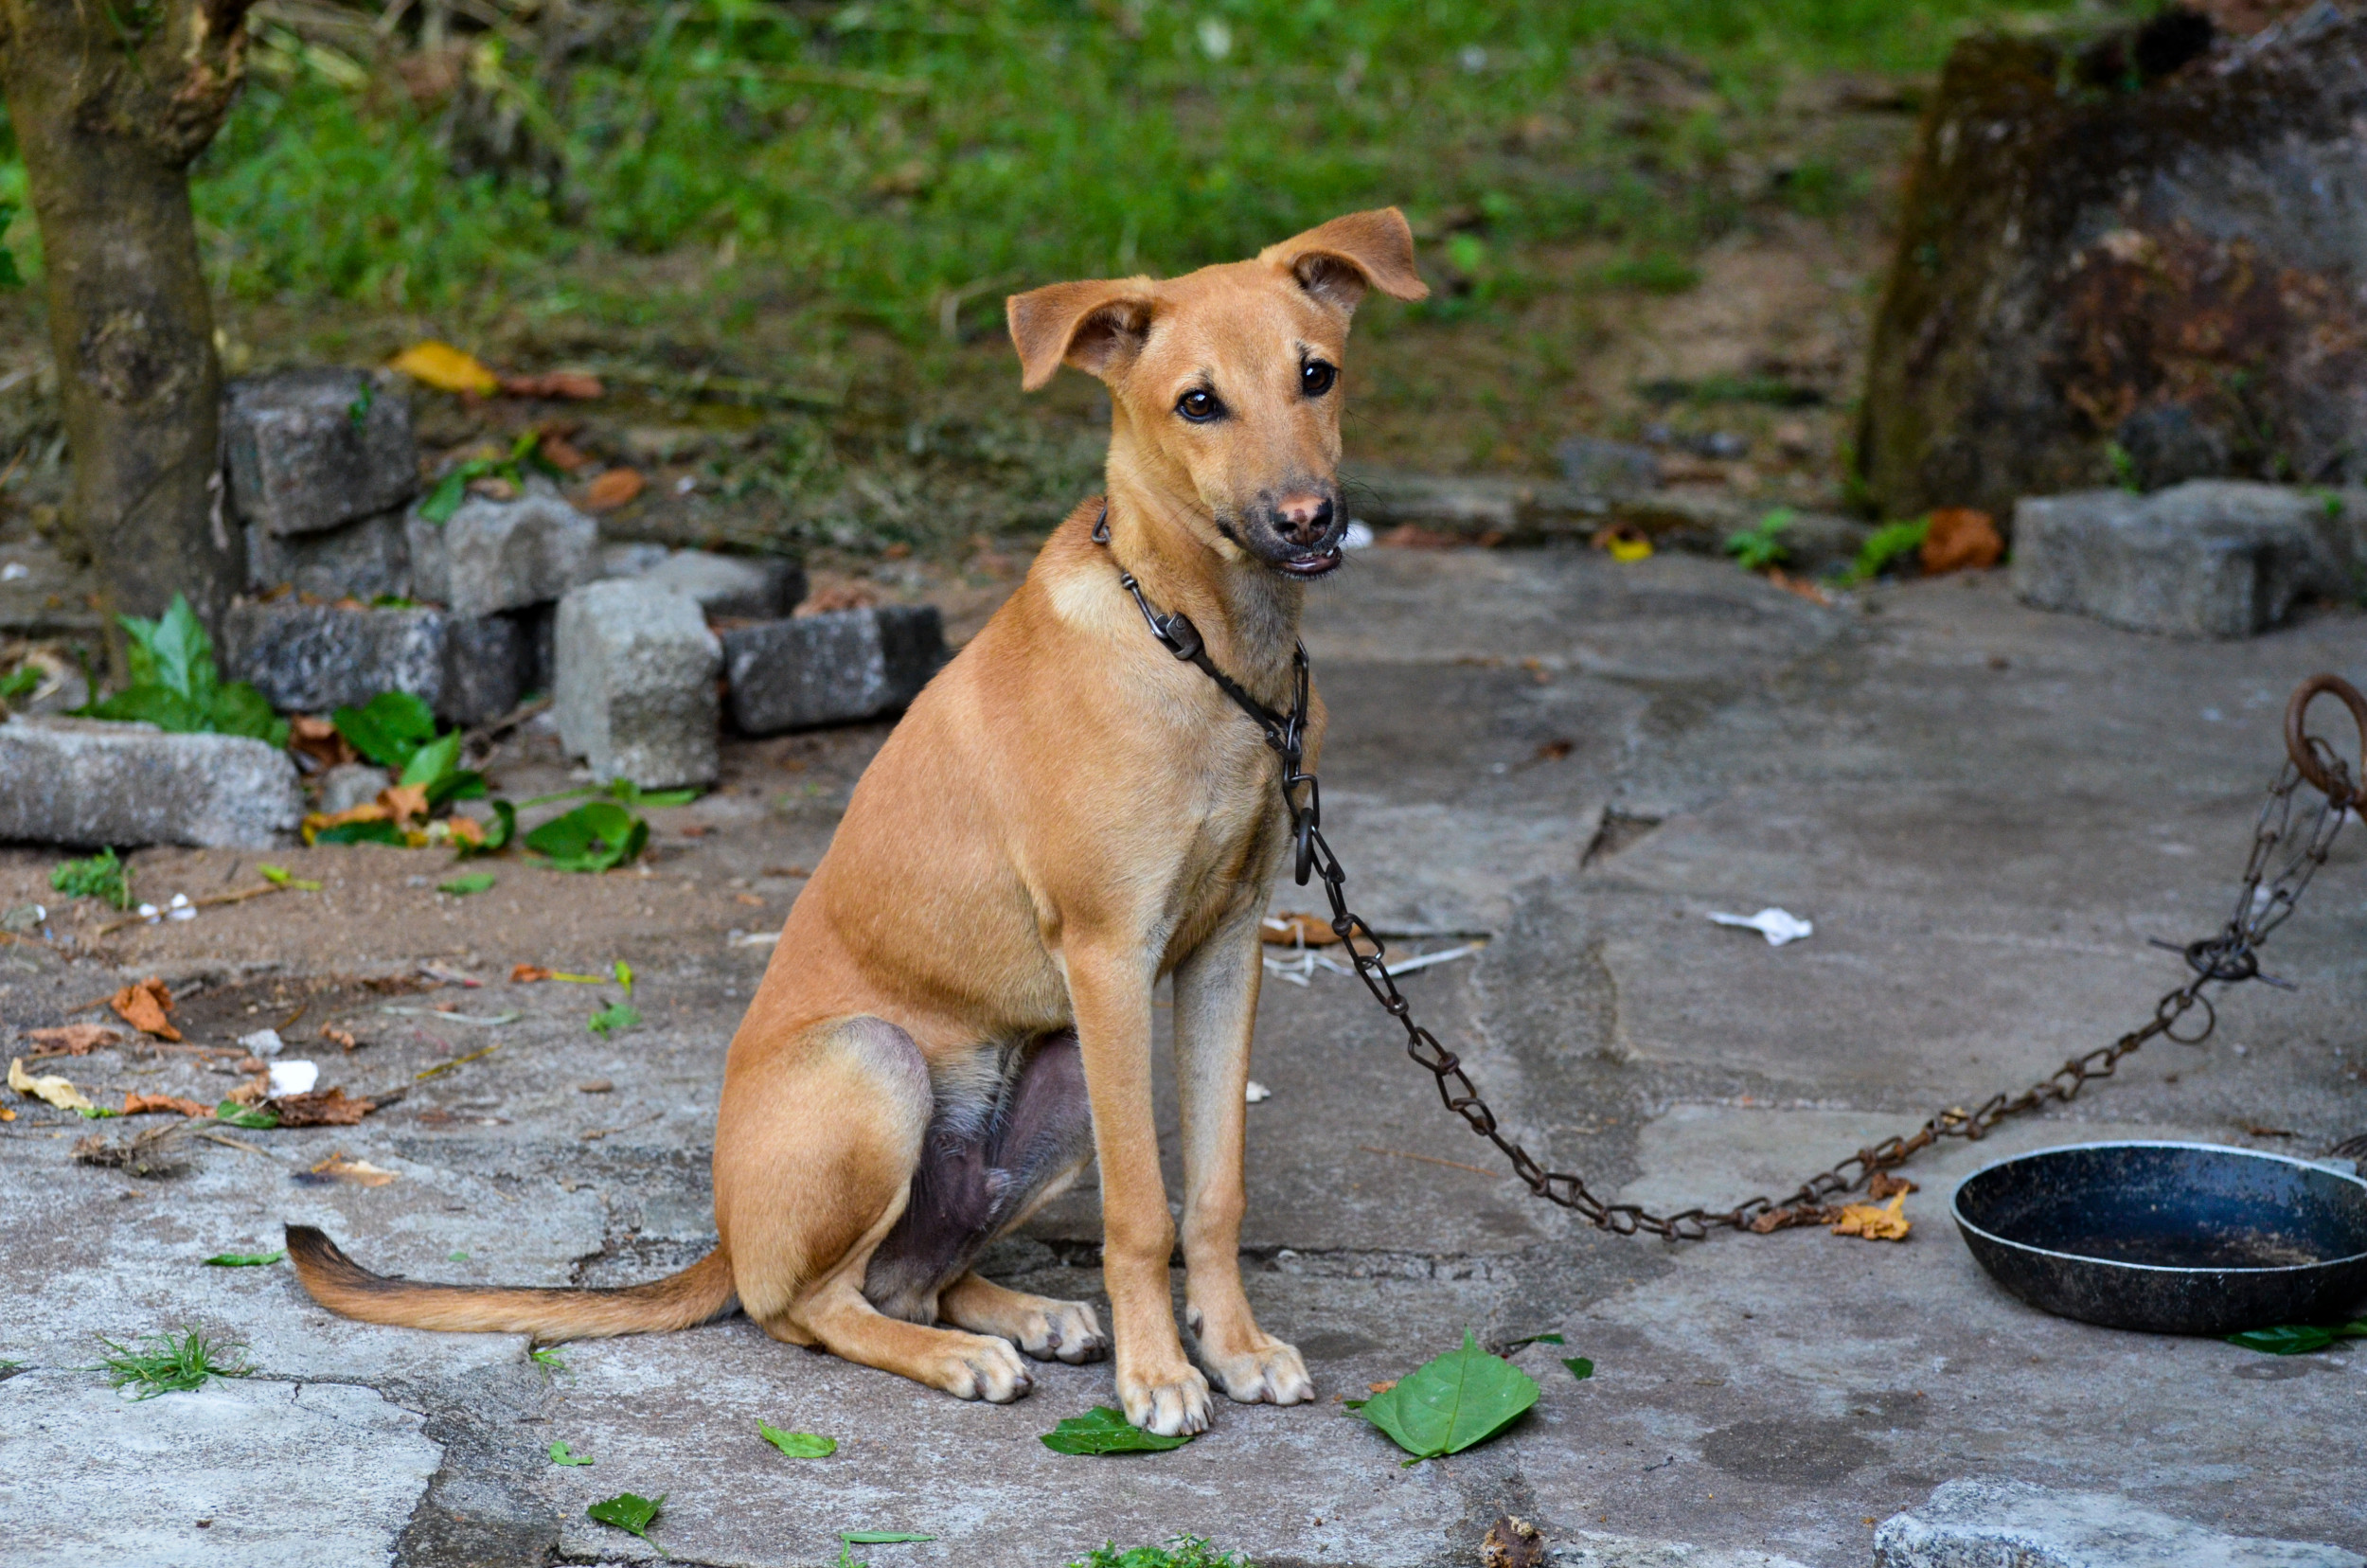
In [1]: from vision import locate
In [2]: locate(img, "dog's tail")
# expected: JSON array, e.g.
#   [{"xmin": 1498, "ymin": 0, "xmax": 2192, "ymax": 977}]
[{"xmin": 285, "ymin": 1224, "xmax": 737, "ymax": 1340}]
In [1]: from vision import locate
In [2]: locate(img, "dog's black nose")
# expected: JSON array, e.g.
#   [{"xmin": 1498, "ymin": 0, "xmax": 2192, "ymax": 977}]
[{"xmin": 1272, "ymin": 494, "xmax": 1335, "ymax": 548}]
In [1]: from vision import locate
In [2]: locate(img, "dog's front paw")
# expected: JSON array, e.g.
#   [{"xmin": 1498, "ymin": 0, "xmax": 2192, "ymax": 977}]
[
  {"xmin": 1198, "ymin": 1334, "xmax": 1314, "ymax": 1406},
  {"xmin": 933, "ymin": 1333, "xmax": 1034, "ymax": 1402},
  {"xmin": 1117, "ymin": 1361, "xmax": 1212, "ymax": 1436},
  {"xmin": 1018, "ymin": 1297, "xmax": 1109, "ymax": 1364}
]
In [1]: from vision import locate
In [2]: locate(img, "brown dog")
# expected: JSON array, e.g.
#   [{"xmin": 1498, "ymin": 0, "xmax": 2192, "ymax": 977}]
[{"xmin": 287, "ymin": 208, "xmax": 1428, "ymax": 1434}]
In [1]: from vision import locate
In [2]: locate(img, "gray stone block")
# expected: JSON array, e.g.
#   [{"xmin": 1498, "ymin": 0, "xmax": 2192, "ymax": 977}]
[
  {"xmin": 1876, "ymin": 1478, "xmax": 2363, "ymax": 1568},
  {"xmin": 222, "ymin": 602, "xmax": 529, "ymax": 725},
  {"xmin": 243, "ymin": 508, "xmax": 412, "ymax": 600},
  {"xmin": 720, "ymin": 605, "xmax": 944, "ymax": 735},
  {"xmin": 602, "ymin": 546, "xmax": 806, "ymax": 620},
  {"xmin": 223, "ymin": 368, "xmax": 418, "ymax": 537},
  {"xmin": 0, "ymin": 716, "xmax": 303, "ymax": 848},
  {"xmin": 317, "ymin": 762, "xmax": 391, "ymax": 815},
  {"xmin": 554, "ymin": 579, "xmax": 721, "ymax": 788},
  {"xmin": 1555, "ymin": 435, "xmax": 1662, "ymax": 499},
  {"xmin": 2012, "ymin": 481, "xmax": 2350, "ymax": 637},
  {"xmin": 405, "ymin": 487, "xmax": 598, "ymax": 618}
]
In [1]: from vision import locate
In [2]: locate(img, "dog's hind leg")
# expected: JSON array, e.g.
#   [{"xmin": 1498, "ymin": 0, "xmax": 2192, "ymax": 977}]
[
  {"xmin": 868, "ymin": 1031, "xmax": 1108, "ymax": 1363},
  {"xmin": 716, "ymin": 1016, "xmax": 1032, "ymax": 1401}
]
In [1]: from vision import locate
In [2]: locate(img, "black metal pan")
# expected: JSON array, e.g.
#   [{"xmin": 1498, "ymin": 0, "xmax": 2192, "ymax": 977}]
[{"xmin": 1951, "ymin": 1141, "xmax": 2367, "ymax": 1335}]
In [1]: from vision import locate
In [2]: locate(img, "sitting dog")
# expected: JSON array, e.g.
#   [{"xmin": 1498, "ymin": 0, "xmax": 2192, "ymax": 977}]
[{"xmin": 288, "ymin": 208, "xmax": 1428, "ymax": 1435}]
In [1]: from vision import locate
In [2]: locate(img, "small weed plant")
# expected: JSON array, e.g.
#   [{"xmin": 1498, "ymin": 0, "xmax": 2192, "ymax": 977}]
[
  {"xmin": 51, "ymin": 846, "xmax": 133, "ymax": 909},
  {"xmin": 1068, "ymin": 1538, "xmax": 1252, "ymax": 1568},
  {"xmin": 98, "ymin": 1328, "xmax": 249, "ymax": 1399}
]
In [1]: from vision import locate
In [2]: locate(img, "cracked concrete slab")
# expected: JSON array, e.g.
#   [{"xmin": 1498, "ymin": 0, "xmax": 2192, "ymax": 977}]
[
  {"xmin": 0, "ymin": 1369, "xmax": 441, "ymax": 1568},
  {"xmin": 3, "ymin": 547, "xmax": 2362, "ymax": 1566}
]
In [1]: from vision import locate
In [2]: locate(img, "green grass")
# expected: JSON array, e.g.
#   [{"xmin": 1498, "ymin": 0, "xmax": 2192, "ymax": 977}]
[
  {"xmin": 98, "ymin": 1328, "xmax": 249, "ymax": 1399},
  {"xmin": 1068, "ymin": 1538, "xmax": 1251, "ymax": 1568},
  {"xmin": 1, "ymin": 1, "xmax": 2096, "ymax": 329}
]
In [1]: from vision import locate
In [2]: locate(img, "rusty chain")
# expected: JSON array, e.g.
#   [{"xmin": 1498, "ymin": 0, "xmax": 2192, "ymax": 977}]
[{"xmin": 1097, "ymin": 520, "xmax": 2365, "ymax": 1239}]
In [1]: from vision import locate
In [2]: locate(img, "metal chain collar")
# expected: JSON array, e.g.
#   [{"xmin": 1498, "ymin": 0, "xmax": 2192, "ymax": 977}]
[{"xmin": 1095, "ymin": 516, "xmax": 2366, "ymax": 1239}]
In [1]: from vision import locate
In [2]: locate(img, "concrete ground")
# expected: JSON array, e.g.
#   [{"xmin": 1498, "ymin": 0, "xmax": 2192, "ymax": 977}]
[{"xmin": 3, "ymin": 546, "xmax": 2363, "ymax": 1568}]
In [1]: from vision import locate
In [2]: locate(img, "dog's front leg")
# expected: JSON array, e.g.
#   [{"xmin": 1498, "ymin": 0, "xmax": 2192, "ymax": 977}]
[
  {"xmin": 1171, "ymin": 907, "xmax": 1315, "ymax": 1407},
  {"xmin": 1067, "ymin": 940, "xmax": 1211, "ymax": 1435}
]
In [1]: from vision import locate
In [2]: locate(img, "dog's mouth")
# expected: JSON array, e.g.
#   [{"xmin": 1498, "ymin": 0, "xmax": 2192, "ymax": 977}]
[{"xmin": 1273, "ymin": 545, "xmax": 1344, "ymax": 579}]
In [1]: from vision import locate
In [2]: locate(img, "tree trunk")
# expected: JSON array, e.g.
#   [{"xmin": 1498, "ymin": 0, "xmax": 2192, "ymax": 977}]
[{"xmin": 0, "ymin": 0, "xmax": 257, "ymax": 641}]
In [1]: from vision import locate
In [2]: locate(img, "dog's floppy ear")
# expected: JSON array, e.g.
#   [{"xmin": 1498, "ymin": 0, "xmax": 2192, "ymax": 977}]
[
  {"xmin": 1006, "ymin": 278, "xmax": 1158, "ymax": 391},
  {"xmin": 1262, "ymin": 207, "xmax": 1430, "ymax": 312}
]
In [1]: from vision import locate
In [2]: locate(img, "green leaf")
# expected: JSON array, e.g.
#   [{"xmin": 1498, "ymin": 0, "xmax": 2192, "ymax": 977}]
[
  {"xmin": 529, "ymin": 1345, "xmax": 567, "ymax": 1371},
  {"xmin": 143, "ymin": 595, "xmax": 215, "ymax": 705},
  {"xmin": 2226, "ymin": 1322, "xmax": 2367, "ymax": 1355},
  {"xmin": 1562, "ymin": 1357, "xmax": 1593, "ymax": 1381},
  {"xmin": 80, "ymin": 1105, "xmax": 123, "ymax": 1118},
  {"xmin": 587, "ymin": 1491, "xmax": 663, "ymax": 1541},
  {"xmin": 204, "ymin": 1250, "xmax": 287, "ymax": 1267},
  {"xmin": 400, "ymin": 728, "xmax": 463, "ymax": 791},
  {"xmin": 206, "ymin": 682, "xmax": 289, "ymax": 747},
  {"xmin": 587, "ymin": 1003, "xmax": 642, "ymax": 1037},
  {"xmin": 1847, "ymin": 517, "xmax": 1931, "ymax": 584},
  {"xmin": 614, "ymin": 960, "xmax": 635, "ymax": 994},
  {"xmin": 758, "ymin": 1421, "xmax": 837, "ymax": 1457},
  {"xmin": 1500, "ymin": 1332, "xmax": 1563, "ymax": 1352},
  {"xmin": 525, "ymin": 800, "xmax": 649, "ymax": 873},
  {"xmin": 548, "ymin": 1440, "xmax": 594, "ymax": 1466},
  {"xmin": 347, "ymin": 380, "xmax": 375, "ymax": 430},
  {"xmin": 213, "ymin": 1100, "xmax": 279, "ymax": 1130},
  {"xmin": 0, "ymin": 663, "xmax": 42, "ymax": 702},
  {"xmin": 332, "ymin": 691, "xmax": 437, "ymax": 769},
  {"xmin": 258, "ymin": 864, "xmax": 323, "ymax": 892},
  {"xmin": 313, "ymin": 819, "xmax": 409, "ymax": 846},
  {"xmin": 0, "ymin": 202, "xmax": 21, "ymax": 291},
  {"xmin": 439, "ymin": 872, "xmax": 497, "ymax": 896},
  {"xmin": 86, "ymin": 683, "xmax": 206, "ymax": 733},
  {"xmin": 1350, "ymin": 1329, "xmax": 1538, "ymax": 1463},
  {"xmin": 1040, "ymin": 1406, "xmax": 1194, "ymax": 1455},
  {"xmin": 418, "ymin": 469, "xmax": 473, "ymax": 525}
]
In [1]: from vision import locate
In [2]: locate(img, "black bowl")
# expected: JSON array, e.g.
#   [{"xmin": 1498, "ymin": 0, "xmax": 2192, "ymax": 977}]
[{"xmin": 1951, "ymin": 1141, "xmax": 2367, "ymax": 1335}]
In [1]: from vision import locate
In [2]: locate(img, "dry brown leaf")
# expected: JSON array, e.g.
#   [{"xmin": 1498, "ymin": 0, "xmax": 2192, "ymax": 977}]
[
  {"xmin": 1748, "ymin": 1203, "xmax": 1839, "ymax": 1234},
  {"xmin": 25, "ymin": 1023, "xmax": 127, "ymax": 1055},
  {"xmin": 320, "ymin": 1024, "xmax": 360, "ymax": 1051},
  {"xmin": 581, "ymin": 468, "xmax": 646, "ymax": 511},
  {"xmin": 444, "ymin": 815, "xmax": 486, "ymax": 847},
  {"xmin": 388, "ymin": 341, "xmax": 498, "ymax": 396},
  {"xmin": 1921, "ymin": 508, "xmax": 2002, "ymax": 575},
  {"xmin": 288, "ymin": 714, "xmax": 357, "ymax": 771},
  {"xmin": 1830, "ymin": 1191, "xmax": 1912, "ymax": 1241},
  {"xmin": 123, "ymin": 1092, "xmax": 210, "ymax": 1117},
  {"xmin": 1260, "ymin": 913, "xmax": 1344, "ymax": 948},
  {"xmin": 269, "ymin": 1088, "xmax": 376, "ymax": 1127},
  {"xmin": 1764, "ymin": 567, "xmax": 1832, "ymax": 606},
  {"xmin": 9, "ymin": 1057, "xmax": 96, "ymax": 1113},
  {"xmin": 1866, "ymin": 1171, "xmax": 1919, "ymax": 1200},
  {"xmin": 109, "ymin": 978, "xmax": 181, "ymax": 1042},
  {"xmin": 304, "ymin": 800, "xmax": 392, "ymax": 839},
  {"xmin": 501, "ymin": 370, "xmax": 604, "ymax": 401},
  {"xmin": 311, "ymin": 1150, "xmax": 399, "ymax": 1186},
  {"xmin": 1367, "ymin": 1380, "xmax": 1397, "ymax": 1394},
  {"xmin": 1481, "ymin": 1515, "xmax": 1545, "ymax": 1568},
  {"xmin": 379, "ymin": 782, "xmax": 431, "ymax": 826},
  {"xmin": 511, "ymin": 964, "xmax": 552, "ymax": 983},
  {"xmin": 537, "ymin": 434, "xmax": 592, "ymax": 472},
  {"xmin": 224, "ymin": 1073, "xmax": 271, "ymax": 1108}
]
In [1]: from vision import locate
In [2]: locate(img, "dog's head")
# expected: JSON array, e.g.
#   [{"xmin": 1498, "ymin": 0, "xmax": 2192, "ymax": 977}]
[{"xmin": 1007, "ymin": 208, "xmax": 1428, "ymax": 579}]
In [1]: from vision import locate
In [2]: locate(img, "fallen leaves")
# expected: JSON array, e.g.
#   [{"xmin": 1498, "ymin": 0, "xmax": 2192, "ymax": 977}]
[
  {"xmin": 204, "ymin": 1249, "xmax": 285, "ymax": 1267},
  {"xmin": 758, "ymin": 1422, "xmax": 837, "ymax": 1458},
  {"xmin": 587, "ymin": 1003, "xmax": 642, "ymax": 1037},
  {"xmin": 1920, "ymin": 508, "xmax": 2002, "ymax": 575},
  {"xmin": 1040, "ymin": 1406, "xmax": 1194, "ymax": 1455},
  {"xmin": 287, "ymin": 714, "xmax": 356, "ymax": 772},
  {"xmin": 24, "ymin": 1024, "xmax": 125, "ymax": 1056},
  {"xmin": 268, "ymin": 1087, "xmax": 377, "ymax": 1127},
  {"xmin": 1481, "ymin": 1515, "xmax": 1546, "ymax": 1568},
  {"xmin": 580, "ymin": 467, "xmax": 646, "ymax": 511},
  {"xmin": 1867, "ymin": 1171, "xmax": 1919, "ymax": 1200},
  {"xmin": 549, "ymin": 1440, "xmax": 596, "ymax": 1466},
  {"xmin": 71, "ymin": 1121, "xmax": 190, "ymax": 1176},
  {"xmin": 307, "ymin": 1150, "xmax": 399, "ymax": 1186},
  {"xmin": 511, "ymin": 964, "xmax": 552, "ymax": 983},
  {"xmin": 258, "ymin": 864, "xmax": 323, "ymax": 892},
  {"xmin": 9, "ymin": 1057, "xmax": 95, "ymax": 1113},
  {"xmin": 586, "ymin": 1492, "xmax": 664, "ymax": 1544},
  {"xmin": 389, "ymin": 341, "xmax": 499, "ymax": 396},
  {"xmin": 2226, "ymin": 1321, "xmax": 2367, "ymax": 1355},
  {"xmin": 123, "ymin": 1093, "xmax": 210, "ymax": 1118},
  {"xmin": 439, "ymin": 872, "xmax": 496, "ymax": 896},
  {"xmin": 1347, "ymin": 1331, "xmax": 1538, "ymax": 1464},
  {"xmin": 320, "ymin": 1024, "xmax": 360, "ymax": 1051},
  {"xmin": 1830, "ymin": 1191, "xmax": 1912, "ymax": 1241},
  {"xmin": 110, "ymin": 978, "xmax": 181, "ymax": 1041}
]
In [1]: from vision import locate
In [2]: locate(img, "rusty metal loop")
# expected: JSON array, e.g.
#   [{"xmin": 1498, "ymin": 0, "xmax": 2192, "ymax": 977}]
[{"xmin": 2285, "ymin": 673, "xmax": 2367, "ymax": 809}]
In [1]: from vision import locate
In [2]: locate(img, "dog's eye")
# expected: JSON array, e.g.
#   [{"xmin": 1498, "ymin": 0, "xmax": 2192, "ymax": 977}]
[
  {"xmin": 1301, "ymin": 360, "xmax": 1337, "ymax": 398},
  {"xmin": 1176, "ymin": 388, "xmax": 1221, "ymax": 422}
]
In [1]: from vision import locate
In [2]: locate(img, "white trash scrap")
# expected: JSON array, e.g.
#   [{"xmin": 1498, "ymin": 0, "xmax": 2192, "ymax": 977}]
[{"xmin": 1708, "ymin": 907, "xmax": 1814, "ymax": 946}]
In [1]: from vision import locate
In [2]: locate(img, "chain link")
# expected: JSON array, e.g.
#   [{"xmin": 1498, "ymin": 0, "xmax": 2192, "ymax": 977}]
[{"xmin": 1097, "ymin": 525, "xmax": 2363, "ymax": 1239}]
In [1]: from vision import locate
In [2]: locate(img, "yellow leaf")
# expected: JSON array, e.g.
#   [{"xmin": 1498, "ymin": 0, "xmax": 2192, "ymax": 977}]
[
  {"xmin": 1830, "ymin": 1191, "xmax": 1911, "ymax": 1241},
  {"xmin": 9, "ymin": 1057, "xmax": 95, "ymax": 1114},
  {"xmin": 1608, "ymin": 534, "xmax": 1653, "ymax": 563},
  {"xmin": 388, "ymin": 341, "xmax": 498, "ymax": 396}
]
